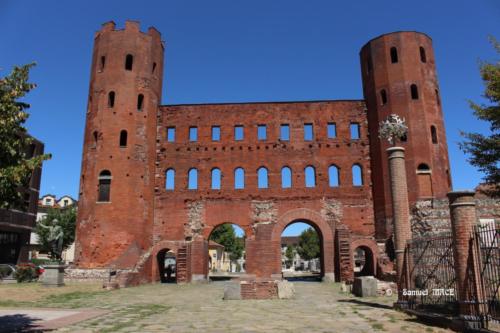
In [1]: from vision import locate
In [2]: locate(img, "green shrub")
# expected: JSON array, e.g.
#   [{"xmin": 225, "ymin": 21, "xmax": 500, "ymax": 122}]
[{"xmin": 14, "ymin": 263, "xmax": 39, "ymax": 282}]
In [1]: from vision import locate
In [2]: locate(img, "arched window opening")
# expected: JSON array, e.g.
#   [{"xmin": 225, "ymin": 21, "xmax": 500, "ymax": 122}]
[
  {"xmin": 281, "ymin": 167, "xmax": 292, "ymax": 188},
  {"xmin": 419, "ymin": 46, "xmax": 427, "ymax": 63},
  {"xmin": 352, "ymin": 164, "xmax": 363, "ymax": 186},
  {"xmin": 211, "ymin": 168, "xmax": 221, "ymax": 190},
  {"xmin": 165, "ymin": 169, "xmax": 175, "ymax": 190},
  {"xmin": 417, "ymin": 163, "xmax": 430, "ymax": 172},
  {"xmin": 152, "ymin": 62, "xmax": 157, "ymax": 74},
  {"xmin": 125, "ymin": 54, "xmax": 134, "ymax": 70},
  {"xmin": 157, "ymin": 249, "xmax": 176, "ymax": 283},
  {"xmin": 137, "ymin": 94, "xmax": 144, "ymax": 111},
  {"xmin": 98, "ymin": 170, "xmax": 112, "ymax": 202},
  {"xmin": 305, "ymin": 166, "xmax": 316, "ymax": 188},
  {"xmin": 258, "ymin": 167, "xmax": 268, "ymax": 189},
  {"xmin": 108, "ymin": 91, "xmax": 115, "ymax": 108},
  {"xmin": 354, "ymin": 246, "xmax": 375, "ymax": 277},
  {"xmin": 390, "ymin": 47, "xmax": 398, "ymax": 63},
  {"xmin": 411, "ymin": 84, "xmax": 419, "ymax": 100},
  {"xmin": 234, "ymin": 168, "xmax": 245, "ymax": 189},
  {"xmin": 93, "ymin": 131, "xmax": 98, "ymax": 148},
  {"xmin": 380, "ymin": 89, "xmax": 387, "ymax": 105},
  {"xmin": 208, "ymin": 224, "xmax": 246, "ymax": 276},
  {"xmin": 329, "ymin": 165, "xmax": 339, "ymax": 187},
  {"xmin": 431, "ymin": 126, "xmax": 438, "ymax": 144},
  {"xmin": 435, "ymin": 89, "xmax": 441, "ymax": 105},
  {"xmin": 281, "ymin": 221, "xmax": 323, "ymax": 281},
  {"xmin": 119, "ymin": 130, "xmax": 128, "ymax": 147},
  {"xmin": 100, "ymin": 56, "xmax": 106, "ymax": 71},
  {"xmin": 188, "ymin": 168, "xmax": 198, "ymax": 190}
]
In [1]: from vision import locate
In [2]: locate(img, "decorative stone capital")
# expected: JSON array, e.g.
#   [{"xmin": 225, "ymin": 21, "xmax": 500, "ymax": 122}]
[
  {"xmin": 386, "ymin": 146, "xmax": 405, "ymax": 159},
  {"xmin": 447, "ymin": 191, "xmax": 476, "ymax": 207}
]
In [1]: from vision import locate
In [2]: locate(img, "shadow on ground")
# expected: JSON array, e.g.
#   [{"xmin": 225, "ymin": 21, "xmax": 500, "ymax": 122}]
[
  {"xmin": 0, "ymin": 314, "xmax": 41, "ymax": 333},
  {"xmin": 338, "ymin": 298, "xmax": 393, "ymax": 309}
]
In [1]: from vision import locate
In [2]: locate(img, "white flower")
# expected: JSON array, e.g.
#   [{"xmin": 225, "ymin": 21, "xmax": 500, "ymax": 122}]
[{"xmin": 379, "ymin": 114, "xmax": 408, "ymax": 145}]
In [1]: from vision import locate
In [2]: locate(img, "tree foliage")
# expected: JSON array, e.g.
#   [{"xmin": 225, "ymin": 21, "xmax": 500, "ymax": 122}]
[
  {"xmin": 0, "ymin": 63, "xmax": 51, "ymax": 209},
  {"xmin": 35, "ymin": 207, "xmax": 76, "ymax": 259},
  {"xmin": 297, "ymin": 228, "xmax": 320, "ymax": 261},
  {"xmin": 285, "ymin": 244, "xmax": 295, "ymax": 264},
  {"xmin": 460, "ymin": 37, "xmax": 500, "ymax": 197},
  {"xmin": 209, "ymin": 224, "xmax": 244, "ymax": 262}
]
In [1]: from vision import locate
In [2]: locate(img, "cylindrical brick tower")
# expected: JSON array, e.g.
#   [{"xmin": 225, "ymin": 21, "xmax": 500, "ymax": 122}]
[
  {"xmin": 360, "ymin": 32, "xmax": 452, "ymax": 240},
  {"xmin": 75, "ymin": 21, "xmax": 164, "ymax": 270}
]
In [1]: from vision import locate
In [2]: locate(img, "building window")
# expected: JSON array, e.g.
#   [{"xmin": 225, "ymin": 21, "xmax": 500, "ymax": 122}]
[
  {"xmin": 165, "ymin": 169, "xmax": 175, "ymax": 190},
  {"xmin": 211, "ymin": 168, "xmax": 221, "ymax": 190},
  {"xmin": 431, "ymin": 126, "xmax": 438, "ymax": 144},
  {"xmin": 352, "ymin": 164, "xmax": 363, "ymax": 186},
  {"xmin": 125, "ymin": 54, "xmax": 133, "ymax": 70},
  {"xmin": 167, "ymin": 127, "xmax": 175, "ymax": 142},
  {"xmin": 327, "ymin": 123, "xmax": 337, "ymax": 139},
  {"xmin": 212, "ymin": 126, "xmax": 221, "ymax": 141},
  {"xmin": 350, "ymin": 123, "xmax": 360, "ymax": 140},
  {"xmin": 100, "ymin": 56, "xmax": 106, "ymax": 71},
  {"xmin": 304, "ymin": 123, "xmax": 313, "ymax": 141},
  {"xmin": 137, "ymin": 94, "xmax": 144, "ymax": 111},
  {"xmin": 280, "ymin": 124, "xmax": 290, "ymax": 141},
  {"xmin": 108, "ymin": 91, "xmax": 115, "ymax": 108},
  {"xmin": 93, "ymin": 131, "xmax": 98, "ymax": 147},
  {"xmin": 390, "ymin": 47, "xmax": 398, "ymax": 63},
  {"xmin": 367, "ymin": 56, "xmax": 373, "ymax": 73},
  {"xmin": 329, "ymin": 165, "xmax": 340, "ymax": 187},
  {"xmin": 188, "ymin": 168, "xmax": 198, "ymax": 190},
  {"xmin": 281, "ymin": 167, "xmax": 292, "ymax": 188},
  {"xmin": 234, "ymin": 168, "xmax": 245, "ymax": 189},
  {"xmin": 119, "ymin": 130, "xmax": 127, "ymax": 147},
  {"xmin": 258, "ymin": 167, "xmax": 268, "ymax": 189},
  {"xmin": 189, "ymin": 127, "xmax": 198, "ymax": 142},
  {"xmin": 63, "ymin": 199, "xmax": 69, "ymax": 206},
  {"xmin": 420, "ymin": 47, "xmax": 427, "ymax": 63},
  {"xmin": 258, "ymin": 125, "xmax": 267, "ymax": 141},
  {"xmin": 305, "ymin": 166, "xmax": 316, "ymax": 188},
  {"xmin": 380, "ymin": 89, "xmax": 387, "ymax": 105},
  {"xmin": 411, "ymin": 84, "xmax": 419, "ymax": 100},
  {"xmin": 152, "ymin": 62, "xmax": 157, "ymax": 74},
  {"xmin": 98, "ymin": 170, "xmax": 112, "ymax": 202},
  {"xmin": 435, "ymin": 89, "xmax": 441, "ymax": 105},
  {"xmin": 234, "ymin": 125, "xmax": 244, "ymax": 141}
]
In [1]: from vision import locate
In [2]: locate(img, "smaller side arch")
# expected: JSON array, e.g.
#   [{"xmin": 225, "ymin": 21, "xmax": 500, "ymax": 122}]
[{"xmin": 350, "ymin": 238, "xmax": 379, "ymax": 277}]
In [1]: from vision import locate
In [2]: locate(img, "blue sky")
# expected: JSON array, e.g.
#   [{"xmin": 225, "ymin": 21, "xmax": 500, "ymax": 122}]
[{"xmin": 1, "ymin": 1, "xmax": 499, "ymax": 236}]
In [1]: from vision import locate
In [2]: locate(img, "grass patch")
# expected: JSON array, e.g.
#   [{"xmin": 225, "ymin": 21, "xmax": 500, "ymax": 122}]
[{"xmin": 371, "ymin": 322, "xmax": 385, "ymax": 331}]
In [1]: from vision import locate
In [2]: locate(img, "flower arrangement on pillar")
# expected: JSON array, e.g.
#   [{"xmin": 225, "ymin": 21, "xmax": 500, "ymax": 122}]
[{"xmin": 379, "ymin": 114, "xmax": 411, "ymax": 308}]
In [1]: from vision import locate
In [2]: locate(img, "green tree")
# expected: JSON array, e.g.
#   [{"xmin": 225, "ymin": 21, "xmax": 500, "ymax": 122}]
[
  {"xmin": 209, "ymin": 224, "xmax": 244, "ymax": 264},
  {"xmin": 35, "ymin": 206, "xmax": 76, "ymax": 259},
  {"xmin": 460, "ymin": 37, "xmax": 500, "ymax": 197},
  {"xmin": 285, "ymin": 244, "xmax": 295, "ymax": 265},
  {"xmin": 297, "ymin": 228, "xmax": 320, "ymax": 261},
  {"xmin": 0, "ymin": 63, "xmax": 51, "ymax": 209}
]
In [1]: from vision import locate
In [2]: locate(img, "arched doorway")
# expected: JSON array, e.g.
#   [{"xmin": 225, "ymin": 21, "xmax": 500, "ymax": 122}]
[
  {"xmin": 157, "ymin": 248, "xmax": 176, "ymax": 283},
  {"xmin": 280, "ymin": 221, "xmax": 323, "ymax": 282},
  {"xmin": 353, "ymin": 246, "xmax": 375, "ymax": 277},
  {"xmin": 207, "ymin": 223, "xmax": 246, "ymax": 281}
]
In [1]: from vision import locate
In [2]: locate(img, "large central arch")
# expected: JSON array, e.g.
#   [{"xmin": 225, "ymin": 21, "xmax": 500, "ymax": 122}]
[{"xmin": 271, "ymin": 208, "xmax": 335, "ymax": 281}]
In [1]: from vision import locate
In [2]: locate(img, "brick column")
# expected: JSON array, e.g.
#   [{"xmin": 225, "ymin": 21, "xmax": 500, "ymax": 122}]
[
  {"xmin": 386, "ymin": 147, "xmax": 411, "ymax": 301},
  {"xmin": 448, "ymin": 191, "xmax": 485, "ymax": 328}
]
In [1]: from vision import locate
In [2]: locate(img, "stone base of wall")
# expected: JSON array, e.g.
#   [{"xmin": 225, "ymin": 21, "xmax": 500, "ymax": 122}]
[
  {"xmin": 64, "ymin": 268, "xmax": 147, "ymax": 288},
  {"xmin": 64, "ymin": 268, "xmax": 110, "ymax": 282}
]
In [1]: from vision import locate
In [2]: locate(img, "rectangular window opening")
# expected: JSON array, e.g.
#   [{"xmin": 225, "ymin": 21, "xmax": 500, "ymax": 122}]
[
  {"xmin": 280, "ymin": 124, "xmax": 290, "ymax": 141},
  {"xmin": 234, "ymin": 125, "xmax": 244, "ymax": 141},
  {"xmin": 258, "ymin": 125, "xmax": 267, "ymax": 141},
  {"xmin": 304, "ymin": 123, "xmax": 314, "ymax": 141},
  {"xmin": 167, "ymin": 127, "xmax": 176, "ymax": 142},
  {"xmin": 327, "ymin": 123, "xmax": 337, "ymax": 139},
  {"xmin": 189, "ymin": 127, "xmax": 198, "ymax": 142},
  {"xmin": 212, "ymin": 126, "xmax": 221, "ymax": 141}
]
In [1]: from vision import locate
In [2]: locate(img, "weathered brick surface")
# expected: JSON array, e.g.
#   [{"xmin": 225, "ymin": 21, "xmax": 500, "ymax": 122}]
[{"xmin": 75, "ymin": 23, "xmax": 456, "ymax": 284}]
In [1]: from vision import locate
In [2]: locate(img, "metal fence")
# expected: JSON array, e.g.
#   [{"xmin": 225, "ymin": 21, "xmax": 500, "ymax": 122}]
[
  {"xmin": 404, "ymin": 233, "xmax": 458, "ymax": 315},
  {"xmin": 474, "ymin": 223, "xmax": 500, "ymax": 324}
]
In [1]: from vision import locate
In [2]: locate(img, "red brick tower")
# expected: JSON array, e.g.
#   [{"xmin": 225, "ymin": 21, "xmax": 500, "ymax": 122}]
[
  {"xmin": 360, "ymin": 32, "xmax": 452, "ymax": 240},
  {"xmin": 75, "ymin": 21, "xmax": 164, "ymax": 269}
]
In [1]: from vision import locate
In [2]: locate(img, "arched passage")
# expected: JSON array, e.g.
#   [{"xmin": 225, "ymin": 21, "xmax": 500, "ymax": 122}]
[
  {"xmin": 271, "ymin": 209, "xmax": 335, "ymax": 282},
  {"xmin": 281, "ymin": 221, "xmax": 322, "ymax": 281},
  {"xmin": 157, "ymin": 248, "xmax": 176, "ymax": 283},
  {"xmin": 207, "ymin": 223, "xmax": 246, "ymax": 281},
  {"xmin": 351, "ymin": 239, "xmax": 378, "ymax": 277}
]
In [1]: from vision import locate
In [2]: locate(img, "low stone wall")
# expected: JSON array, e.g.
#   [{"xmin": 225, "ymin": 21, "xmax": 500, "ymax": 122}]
[{"xmin": 64, "ymin": 268, "xmax": 110, "ymax": 282}]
